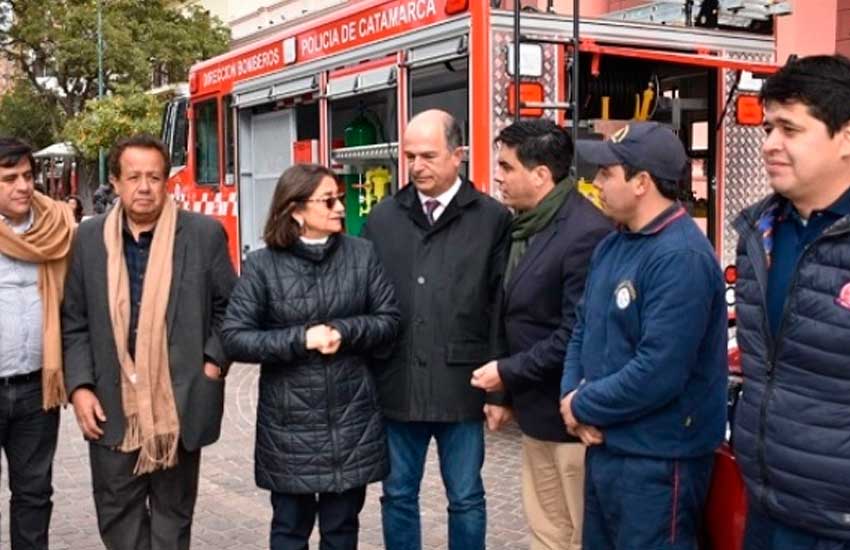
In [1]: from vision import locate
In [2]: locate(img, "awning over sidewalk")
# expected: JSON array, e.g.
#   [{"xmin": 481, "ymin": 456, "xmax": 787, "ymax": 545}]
[{"xmin": 33, "ymin": 142, "xmax": 78, "ymax": 158}]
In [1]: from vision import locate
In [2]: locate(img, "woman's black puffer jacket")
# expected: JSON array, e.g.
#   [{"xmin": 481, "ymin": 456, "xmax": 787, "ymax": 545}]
[{"xmin": 221, "ymin": 234, "xmax": 400, "ymax": 494}]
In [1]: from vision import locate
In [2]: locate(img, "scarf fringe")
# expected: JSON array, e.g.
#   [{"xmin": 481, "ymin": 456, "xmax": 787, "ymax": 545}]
[
  {"xmin": 133, "ymin": 433, "xmax": 180, "ymax": 475},
  {"xmin": 119, "ymin": 413, "xmax": 144, "ymax": 453},
  {"xmin": 41, "ymin": 368, "xmax": 67, "ymax": 410},
  {"xmin": 120, "ymin": 414, "xmax": 180, "ymax": 475}
]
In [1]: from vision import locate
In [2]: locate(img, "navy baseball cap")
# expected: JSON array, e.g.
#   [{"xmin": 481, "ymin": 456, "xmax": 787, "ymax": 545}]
[{"xmin": 576, "ymin": 122, "xmax": 688, "ymax": 182}]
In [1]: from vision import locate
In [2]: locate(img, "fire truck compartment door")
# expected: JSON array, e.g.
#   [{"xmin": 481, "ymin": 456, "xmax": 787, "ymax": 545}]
[
  {"xmin": 407, "ymin": 36, "xmax": 468, "ymax": 68},
  {"xmin": 327, "ymin": 66, "xmax": 397, "ymax": 99},
  {"xmin": 237, "ymin": 109, "xmax": 296, "ymax": 254},
  {"xmin": 233, "ymin": 75, "xmax": 318, "ymax": 108}
]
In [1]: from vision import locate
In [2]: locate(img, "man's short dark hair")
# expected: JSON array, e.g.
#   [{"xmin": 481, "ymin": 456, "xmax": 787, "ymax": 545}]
[
  {"xmin": 108, "ymin": 134, "xmax": 171, "ymax": 179},
  {"xmin": 623, "ymin": 164, "xmax": 681, "ymax": 201},
  {"xmin": 495, "ymin": 120, "xmax": 573, "ymax": 183},
  {"xmin": 0, "ymin": 137, "xmax": 35, "ymax": 173},
  {"xmin": 761, "ymin": 54, "xmax": 850, "ymax": 136}
]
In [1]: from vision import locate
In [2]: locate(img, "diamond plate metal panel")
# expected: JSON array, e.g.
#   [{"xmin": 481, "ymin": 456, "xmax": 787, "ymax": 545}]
[
  {"xmin": 722, "ymin": 51, "xmax": 773, "ymax": 268},
  {"xmin": 491, "ymin": 30, "xmax": 561, "ymax": 200}
]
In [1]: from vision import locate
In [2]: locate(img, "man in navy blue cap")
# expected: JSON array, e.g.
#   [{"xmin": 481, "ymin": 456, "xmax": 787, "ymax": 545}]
[{"xmin": 559, "ymin": 121, "xmax": 728, "ymax": 549}]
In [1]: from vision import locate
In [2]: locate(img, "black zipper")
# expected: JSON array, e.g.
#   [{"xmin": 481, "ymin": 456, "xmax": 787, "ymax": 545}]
[
  {"xmin": 753, "ymin": 217, "xmax": 850, "ymax": 507},
  {"xmin": 315, "ymin": 261, "xmax": 342, "ymax": 491}
]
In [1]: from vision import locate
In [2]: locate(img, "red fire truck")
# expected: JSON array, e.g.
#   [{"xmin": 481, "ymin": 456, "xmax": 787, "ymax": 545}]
[
  {"xmin": 161, "ymin": 2, "xmax": 783, "ymax": 546},
  {"xmin": 161, "ymin": 0, "xmax": 779, "ymax": 266}
]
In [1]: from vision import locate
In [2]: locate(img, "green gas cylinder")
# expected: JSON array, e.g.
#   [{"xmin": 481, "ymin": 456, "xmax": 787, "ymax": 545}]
[
  {"xmin": 344, "ymin": 113, "xmax": 377, "ymax": 148},
  {"xmin": 342, "ymin": 113, "xmax": 377, "ymax": 236}
]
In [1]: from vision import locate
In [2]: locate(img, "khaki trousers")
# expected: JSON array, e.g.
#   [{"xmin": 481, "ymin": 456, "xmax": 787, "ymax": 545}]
[{"xmin": 521, "ymin": 435, "xmax": 586, "ymax": 550}]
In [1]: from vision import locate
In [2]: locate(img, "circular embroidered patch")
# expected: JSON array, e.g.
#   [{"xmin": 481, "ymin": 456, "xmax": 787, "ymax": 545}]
[{"xmin": 614, "ymin": 280, "xmax": 637, "ymax": 310}]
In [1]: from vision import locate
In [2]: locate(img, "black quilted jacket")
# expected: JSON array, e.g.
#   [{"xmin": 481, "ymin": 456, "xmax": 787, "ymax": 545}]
[
  {"xmin": 733, "ymin": 194, "xmax": 850, "ymax": 539},
  {"xmin": 221, "ymin": 234, "xmax": 401, "ymax": 494}
]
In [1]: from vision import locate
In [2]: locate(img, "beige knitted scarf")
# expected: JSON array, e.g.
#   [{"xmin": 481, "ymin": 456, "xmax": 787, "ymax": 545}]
[
  {"xmin": 0, "ymin": 192, "xmax": 75, "ymax": 409},
  {"xmin": 103, "ymin": 199, "xmax": 180, "ymax": 475}
]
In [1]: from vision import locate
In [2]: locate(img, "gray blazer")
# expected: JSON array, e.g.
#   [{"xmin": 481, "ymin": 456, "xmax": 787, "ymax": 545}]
[{"xmin": 62, "ymin": 210, "xmax": 236, "ymax": 451}]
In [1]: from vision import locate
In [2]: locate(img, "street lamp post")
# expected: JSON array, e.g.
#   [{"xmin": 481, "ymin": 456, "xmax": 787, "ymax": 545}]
[{"xmin": 97, "ymin": 0, "xmax": 105, "ymax": 186}]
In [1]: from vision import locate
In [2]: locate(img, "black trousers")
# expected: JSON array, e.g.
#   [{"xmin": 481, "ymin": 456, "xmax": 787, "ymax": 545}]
[
  {"xmin": 89, "ymin": 443, "xmax": 201, "ymax": 550},
  {"xmin": 0, "ymin": 377, "xmax": 59, "ymax": 550},
  {"xmin": 270, "ymin": 486, "xmax": 367, "ymax": 550}
]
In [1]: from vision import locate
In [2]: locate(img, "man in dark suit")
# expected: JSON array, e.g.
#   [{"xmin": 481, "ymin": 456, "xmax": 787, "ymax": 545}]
[
  {"xmin": 362, "ymin": 109, "xmax": 512, "ymax": 550},
  {"xmin": 472, "ymin": 120, "xmax": 611, "ymax": 550},
  {"xmin": 62, "ymin": 134, "xmax": 236, "ymax": 550}
]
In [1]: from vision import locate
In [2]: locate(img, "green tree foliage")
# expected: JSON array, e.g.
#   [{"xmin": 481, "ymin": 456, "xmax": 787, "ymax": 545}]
[
  {"xmin": 0, "ymin": 0, "xmax": 229, "ymax": 119},
  {"xmin": 0, "ymin": 79, "xmax": 63, "ymax": 149},
  {"xmin": 63, "ymin": 87, "xmax": 163, "ymax": 160}
]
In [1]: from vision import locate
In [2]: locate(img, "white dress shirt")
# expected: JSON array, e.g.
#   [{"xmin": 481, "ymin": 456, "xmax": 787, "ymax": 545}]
[{"xmin": 417, "ymin": 177, "xmax": 462, "ymax": 223}]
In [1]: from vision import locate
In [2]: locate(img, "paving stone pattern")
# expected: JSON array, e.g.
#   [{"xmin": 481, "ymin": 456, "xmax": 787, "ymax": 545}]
[{"xmin": 0, "ymin": 364, "xmax": 530, "ymax": 549}]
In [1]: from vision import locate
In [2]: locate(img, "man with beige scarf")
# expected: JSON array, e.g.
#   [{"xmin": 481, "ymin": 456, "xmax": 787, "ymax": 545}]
[
  {"xmin": 0, "ymin": 137, "xmax": 75, "ymax": 550},
  {"xmin": 62, "ymin": 134, "xmax": 236, "ymax": 550}
]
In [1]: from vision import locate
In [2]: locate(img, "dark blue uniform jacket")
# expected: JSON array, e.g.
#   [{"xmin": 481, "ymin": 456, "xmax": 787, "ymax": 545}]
[{"xmin": 561, "ymin": 204, "xmax": 727, "ymax": 459}]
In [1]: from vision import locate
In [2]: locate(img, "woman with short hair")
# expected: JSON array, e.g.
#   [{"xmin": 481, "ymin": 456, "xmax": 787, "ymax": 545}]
[{"xmin": 222, "ymin": 163, "xmax": 400, "ymax": 550}]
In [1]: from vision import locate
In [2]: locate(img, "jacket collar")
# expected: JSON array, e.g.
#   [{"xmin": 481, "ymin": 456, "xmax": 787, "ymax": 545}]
[
  {"xmin": 288, "ymin": 233, "xmax": 341, "ymax": 263},
  {"xmin": 623, "ymin": 202, "xmax": 686, "ymax": 237},
  {"xmin": 735, "ymin": 193, "xmax": 783, "ymax": 233},
  {"xmin": 397, "ymin": 177, "xmax": 480, "ymax": 231},
  {"xmin": 735, "ymin": 192, "xmax": 850, "ymax": 236},
  {"xmin": 396, "ymin": 176, "xmax": 479, "ymax": 209}
]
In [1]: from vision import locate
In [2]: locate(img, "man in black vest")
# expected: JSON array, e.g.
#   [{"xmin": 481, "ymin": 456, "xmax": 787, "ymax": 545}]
[
  {"xmin": 472, "ymin": 120, "xmax": 610, "ymax": 550},
  {"xmin": 733, "ymin": 54, "xmax": 850, "ymax": 549}
]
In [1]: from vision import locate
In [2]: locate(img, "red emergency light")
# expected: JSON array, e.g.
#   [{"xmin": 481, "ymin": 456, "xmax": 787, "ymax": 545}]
[
  {"xmin": 507, "ymin": 82, "xmax": 544, "ymax": 118},
  {"xmin": 445, "ymin": 0, "xmax": 468, "ymax": 14},
  {"xmin": 724, "ymin": 265, "xmax": 738, "ymax": 285},
  {"xmin": 736, "ymin": 95, "xmax": 763, "ymax": 126}
]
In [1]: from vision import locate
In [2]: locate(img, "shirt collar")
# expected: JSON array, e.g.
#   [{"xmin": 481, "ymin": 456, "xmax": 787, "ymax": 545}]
[
  {"xmin": 121, "ymin": 214, "xmax": 155, "ymax": 241},
  {"xmin": 778, "ymin": 185, "xmax": 850, "ymax": 224},
  {"xmin": 826, "ymin": 185, "xmax": 850, "ymax": 218},
  {"xmin": 624, "ymin": 202, "xmax": 687, "ymax": 236},
  {"xmin": 418, "ymin": 177, "xmax": 462, "ymax": 209},
  {"xmin": 0, "ymin": 209, "xmax": 34, "ymax": 234},
  {"xmin": 300, "ymin": 235, "xmax": 330, "ymax": 245}
]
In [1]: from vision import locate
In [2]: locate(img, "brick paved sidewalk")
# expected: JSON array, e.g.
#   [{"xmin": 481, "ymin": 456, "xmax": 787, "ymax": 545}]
[{"xmin": 0, "ymin": 364, "xmax": 530, "ymax": 549}]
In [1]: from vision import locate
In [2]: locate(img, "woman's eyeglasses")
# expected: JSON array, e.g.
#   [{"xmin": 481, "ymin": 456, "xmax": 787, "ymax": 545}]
[{"xmin": 300, "ymin": 192, "xmax": 345, "ymax": 209}]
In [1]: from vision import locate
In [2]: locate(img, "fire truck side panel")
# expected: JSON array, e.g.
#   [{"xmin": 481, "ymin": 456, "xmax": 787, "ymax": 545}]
[
  {"xmin": 236, "ymin": 108, "xmax": 296, "ymax": 256},
  {"xmin": 720, "ymin": 52, "xmax": 775, "ymax": 269},
  {"xmin": 168, "ymin": 4, "xmax": 777, "ymax": 271}
]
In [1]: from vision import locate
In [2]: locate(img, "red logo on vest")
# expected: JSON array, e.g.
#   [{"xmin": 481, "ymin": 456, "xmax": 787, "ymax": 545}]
[{"xmin": 837, "ymin": 282, "xmax": 850, "ymax": 310}]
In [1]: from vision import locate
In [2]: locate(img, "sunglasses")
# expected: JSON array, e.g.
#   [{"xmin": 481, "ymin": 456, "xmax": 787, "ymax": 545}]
[{"xmin": 300, "ymin": 192, "xmax": 345, "ymax": 209}]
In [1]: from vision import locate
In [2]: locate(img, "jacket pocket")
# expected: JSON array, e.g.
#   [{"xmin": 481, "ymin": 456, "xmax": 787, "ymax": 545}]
[{"xmin": 446, "ymin": 340, "xmax": 489, "ymax": 366}]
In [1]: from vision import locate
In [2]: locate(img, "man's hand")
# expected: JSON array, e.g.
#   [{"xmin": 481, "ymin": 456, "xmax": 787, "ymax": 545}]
[
  {"xmin": 471, "ymin": 361, "xmax": 504, "ymax": 392},
  {"xmin": 560, "ymin": 390, "xmax": 579, "ymax": 432},
  {"xmin": 306, "ymin": 325, "xmax": 342, "ymax": 355},
  {"xmin": 71, "ymin": 388, "xmax": 106, "ymax": 440},
  {"xmin": 575, "ymin": 424, "xmax": 605, "ymax": 446},
  {"xmin": 203, "ymin": 362, "xmax": 223, "ymax": 380},
  {"xmin": 483, "ymin": 404, "xmax": 513, "ymax": 432}
]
